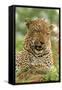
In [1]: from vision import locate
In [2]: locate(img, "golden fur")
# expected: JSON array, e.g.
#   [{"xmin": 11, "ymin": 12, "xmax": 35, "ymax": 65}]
[{"xmin": 16, "ymin": 18, "xmax": 54, "ymax": 83}]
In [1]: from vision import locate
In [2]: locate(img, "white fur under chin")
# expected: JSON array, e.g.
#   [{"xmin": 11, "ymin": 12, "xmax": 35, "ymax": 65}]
[{"xmin": 35, "ymin": 49, "xmax": 43, "ymax": 54}]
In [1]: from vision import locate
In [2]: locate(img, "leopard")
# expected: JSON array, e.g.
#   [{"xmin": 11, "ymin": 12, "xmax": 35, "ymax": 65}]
[{"xmin": 16, "ymin": 18, "xmax": 55, "ymax": 83}]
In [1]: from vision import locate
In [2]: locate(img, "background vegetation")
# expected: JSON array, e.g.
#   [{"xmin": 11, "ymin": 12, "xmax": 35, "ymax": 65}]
[{"xmin": 16, "ymin": 7, "xmax": 59, "ymax": 82}]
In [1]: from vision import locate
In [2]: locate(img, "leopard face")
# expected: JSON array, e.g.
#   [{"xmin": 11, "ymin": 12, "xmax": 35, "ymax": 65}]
[
  {"xmin": 29, "ymin": 31, "xmax": 50, "ymax": 56},
  {"xmin": 24, "ymin": 18, "xmax": 53, "ymax": 57}
]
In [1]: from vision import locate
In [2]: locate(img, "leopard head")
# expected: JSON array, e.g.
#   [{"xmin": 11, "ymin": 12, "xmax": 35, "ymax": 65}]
[{"xmin": 24, "ymin": 18, "xmax": 54, "ymax": 56}]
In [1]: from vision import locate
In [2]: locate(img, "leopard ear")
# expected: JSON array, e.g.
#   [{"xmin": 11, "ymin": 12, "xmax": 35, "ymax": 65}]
[
  {"xmin": 25, "ymin": 18, "xmax": 32, "ymax": 29},
  {"xmin": 49, "ymin": 24, "xmax": 54, "ymax": 33}
]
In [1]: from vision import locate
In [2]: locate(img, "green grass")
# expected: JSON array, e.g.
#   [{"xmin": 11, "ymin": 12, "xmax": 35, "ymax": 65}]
[{"xmin": 16, "ymin": 35, "xmax": 24, "ymax": 52}]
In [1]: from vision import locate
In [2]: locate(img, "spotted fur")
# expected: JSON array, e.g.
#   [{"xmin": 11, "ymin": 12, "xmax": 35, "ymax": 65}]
[{"xmin": 16, "ymin": 18, "xmax": 54, "ymax": 83}]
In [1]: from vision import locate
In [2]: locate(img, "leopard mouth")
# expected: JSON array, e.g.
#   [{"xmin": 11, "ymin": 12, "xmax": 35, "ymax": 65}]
[
  {"xmin": 32, "ymin": 46, "xmax": 50, "ymax": 57},
  {"xmin": 24, "ymin": 44, "xmax": 49, "ymax": 58},
  {"xmin": 34, "ymin": 45, "xmax": 43, "ymax": 51},
  {"xmin": 30, "ymin": 44, "xmax": 44, "ymax": 54}
]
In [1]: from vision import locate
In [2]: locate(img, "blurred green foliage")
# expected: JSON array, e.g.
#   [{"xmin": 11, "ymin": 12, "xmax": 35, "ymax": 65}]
[
  {"xmin": 16, "ymin": 7, "xmax": 59, "ymax": 35},
  {"xmin": 16, "ymin": 7, "xmax": 59, "ymax": 82}
]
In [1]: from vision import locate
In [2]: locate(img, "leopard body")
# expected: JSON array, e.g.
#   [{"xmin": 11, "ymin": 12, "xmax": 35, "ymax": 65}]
[{"xmin": 16, "ymin": 18, "xmax": 54, "ymax": 83}]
